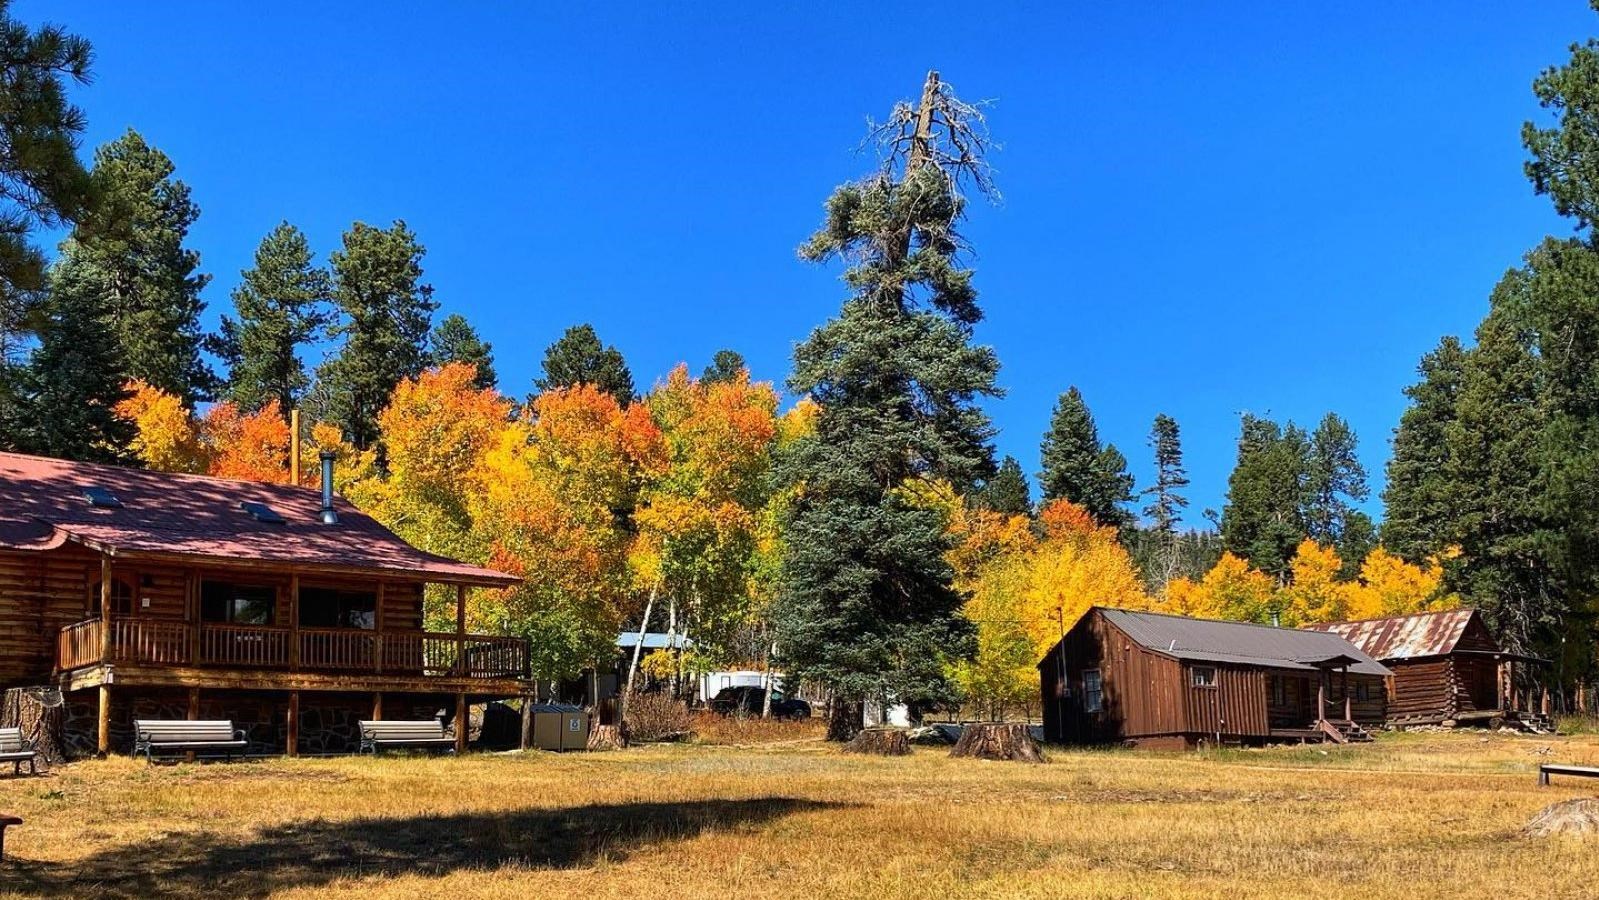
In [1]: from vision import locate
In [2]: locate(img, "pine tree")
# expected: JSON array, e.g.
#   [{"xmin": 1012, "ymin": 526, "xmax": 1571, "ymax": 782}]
[
  {"xmin": 68, "ymin": 130, "xmax": 214, "ymax": 404},
  {"xmin": 214, "ymin": 222, "xmax": 332, "ymax": 416},
  {"xmin": 1305, "ymin": 412, "xmax": 1374, "ymax": 573},
  {"xmin": 1038, "ymin": 386, "xmax": 1133, "ymax": 528},
  {"xmin": 11, "ymin": 256, "xmax": 133, "ymax": 462},
  {"xmin": 1142, "ymin": 413, "xmax": 1189, "ymax": 535},
  {"xmin": 0, "ymin": 4, "xmax": 94, "ymax": 376},
  {"xmin": 975, "ymin": 455, "xmax": 1031, "ymax": 516},
  {"xmin": 1381, "ymin": 336, "xmax": 1467, "ymax": 563},
  {"xmin": 316, "ymin": 220, "xmax": 436, "ymax": 450},
  {"xmin": 702, "ymin": 349, "xmax": 746, "ymax": 384},
  {"xmin": 1219, "ymin": 414, "xmax": 1310, "ymax": 583},
  {"xmin": 777, "ymin": 71, "xmax": 999, "ymax": 740},
  {"xmin": 429, "ymin": 313, "xmax": 496, "ymax": 389},
  {"xmin": 534, "ymin": 324, "xmax": 634, "ymax": 406}
]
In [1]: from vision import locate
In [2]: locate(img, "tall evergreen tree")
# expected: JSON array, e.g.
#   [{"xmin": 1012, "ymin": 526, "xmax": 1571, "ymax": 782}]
[
  {"xmin": 701, "ymin": 348, "xmax": 746, "ymax": 384},
  {"xmin": 1038, "ymin": 386, "xmax": 1133, "ymax": 527},
  {"xmin": 429, "ymin": 313, "xmax": 496, "ymax": 389},
  {"xmin": 66, "ymin": 130, "xmax": 213, "ymax": 404},
  {"xmin": 1219, "ymin": 414, "xmax": 1310, "ymax": 583},
  {"xmin": 316, "ymin": 220, "xmax": 436, "ymax": 450},
  {"xmin": 776, "ymin": 71, "xmax": 999, "ymax": 740},
  {"xmin": 0, "ymin": 4, "xmax": 94, "ymax": 425},
  {"xmin": 1381, "ymin": 336, "xmax": 1467, "ymax": 563},
  {"xmin": 11, "ymin": 256, "xmax": 132, "ymax": 462},
  {"xmin": 214, "ymin": 222, "xmax": 331, "ymax": 416},
  {"xmin": 534, "ymin": 323, "xmax": 634, "ymax": 406},
  {"xmin": 1305, "ymin": 412, "xmax": 1375, "ymax": 572},
  {"xmin": 1141, "ymin": 413, "xmax": 1189, "ymax": 535},
  {"xmin": 975, "ymin": 455, "xmax": 1031, "ymax": 517}
]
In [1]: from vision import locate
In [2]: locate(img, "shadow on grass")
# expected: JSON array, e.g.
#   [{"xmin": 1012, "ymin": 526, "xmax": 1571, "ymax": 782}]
[{"xmin": 3, "ymin": 797, "xmax": 842, "ymax": 898}]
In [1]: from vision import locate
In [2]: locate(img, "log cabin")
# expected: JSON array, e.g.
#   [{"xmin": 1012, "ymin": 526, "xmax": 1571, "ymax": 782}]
[
  {"xmin": 1039, "ymin": 607, "xmax": 1391, "ymax": 749},
  {"xmin": 1304, "ymin": 608, "xmax": 1548, "ymax": 729},
  {"xmin": 0, "ymin": 450, "xmax": 528, "ymax": 757}
]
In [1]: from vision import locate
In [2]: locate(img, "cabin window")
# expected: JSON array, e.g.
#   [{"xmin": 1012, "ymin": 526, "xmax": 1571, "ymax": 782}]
[
  {"xmin": 1269, "ymin": 675, "xmax": 1288, "ymax": 707},
  {"xmin": 1082, "ymin": 669, "xmax": 1103, "ymax": 712},
  {"xmin": 1191, "ymin": 666, "xmax": 1217, "ymax": 687},
  {"xmin": 298, "ymin": 586, "xmax": 377, "ymax": 629},
  {"xmin": 89, "ymin": 578, "xmax": 134, "ymax": 616},
  {"xmin": 1356, "ymin": 681, "xmax": 1370, "ymax": 702},
  {"xmin": 201, "ymin": 581, "xmax": 276, "ymax": 625}
]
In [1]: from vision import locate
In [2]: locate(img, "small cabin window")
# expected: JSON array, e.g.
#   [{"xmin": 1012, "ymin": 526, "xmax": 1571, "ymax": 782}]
[
  {"xmin": 89, "ymin": 578, "xmax": 134, "ymax": 616},
  {"xmin": 299, "ymin": 586, "xmax": 377, "ymax": 629},
  {"xmin": 201, "ymin": 581, "xmax": 276, "ymax": 625},
  {"xmin": 1355, "ymin": 680, "xmax": 1371, "ymax": 702},
  {"xmin": 1269, "ymin": 675, "xmax": 1289, "ymax": 707},
  {"xmin": 1082, "ymin": 669, "xmax": 1103, "ymax": 713},
  {"xmin": 1191, "ymin": 666, "xmax": 1217, "ymax": 687}
]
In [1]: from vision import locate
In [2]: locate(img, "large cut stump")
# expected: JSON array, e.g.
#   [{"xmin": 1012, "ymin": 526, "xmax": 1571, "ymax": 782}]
[
  {"xmin": 949, "ymin": 722, "xmax": 1045, "ymax": 763},
  {"xmin": 586, "ymin": 724, "xmax": 627, "ymax": 751},
  {"xmin": 845, "ymin": 727, "xmax": 911, "ymax": 756},
  {"xmin": 1524, "ymin": 799, "xmax": 1599, "ymax": 838},
  {"xmin": 1, "ymin": 687, "xmax": 63, "ymax": 766}
]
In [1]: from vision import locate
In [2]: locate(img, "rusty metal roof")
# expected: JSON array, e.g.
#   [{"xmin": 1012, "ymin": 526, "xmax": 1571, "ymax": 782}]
[
  {"xmin": 1304, "ymin": 609, "xmax": 1480, "ymax": 660},
  {"xmin": 0, "ymin": 451, "xmax": 518, "ymax": 585},
  {"xmin": 1096, "ymin": 607, "xmax": 1390, "ymax": 676}
]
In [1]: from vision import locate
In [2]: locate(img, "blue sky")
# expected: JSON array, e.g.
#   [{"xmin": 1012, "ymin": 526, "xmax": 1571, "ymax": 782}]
[{"xmin": 18, "ymin": 2, "xmax": 1596, "ymax": 526}]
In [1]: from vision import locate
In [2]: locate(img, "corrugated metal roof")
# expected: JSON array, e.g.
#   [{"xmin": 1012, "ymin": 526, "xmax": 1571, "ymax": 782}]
[
  {"xmin": 1098, "ymin": 607, "xmax": 1391, "ymax": 676},
  {"xmin": 1304, "ymin": 609, "xmax": 1479, "ymax": 660},
  {"xmin": 616, "ymin": 632, "xmax": 693, "ymax": 651}
]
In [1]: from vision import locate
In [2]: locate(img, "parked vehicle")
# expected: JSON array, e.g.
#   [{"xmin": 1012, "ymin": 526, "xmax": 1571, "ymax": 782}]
[{"xmin": 709, "ymin": 686, "xmax": 811, "ymax": 720}]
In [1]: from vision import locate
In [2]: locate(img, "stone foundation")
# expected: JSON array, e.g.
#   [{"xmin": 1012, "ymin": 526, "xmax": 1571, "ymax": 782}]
[{"xmin": 62, "ymin": 689, "xmax": 470, "ymax": 758}]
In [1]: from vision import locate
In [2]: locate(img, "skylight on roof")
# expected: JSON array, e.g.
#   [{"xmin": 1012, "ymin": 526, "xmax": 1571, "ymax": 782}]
[
  {"xmin": 82, "ymin": 486, "xmax": 122, "ymax": 509},
  {"xmin": 240, "ymin": 501, "xmax": 285, "ymax": 524}
]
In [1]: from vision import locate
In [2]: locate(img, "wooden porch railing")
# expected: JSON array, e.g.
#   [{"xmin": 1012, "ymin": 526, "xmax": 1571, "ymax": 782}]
[
  {"xmin": 56, "ymin": 619, "xmax": 528, "ymax": 679},
  {"xmin": 200, "ymin": 623, "xmax": 290, "ymax": 668},
  {"xmin": 57, "ymin": 618, "xmax": 103, "ymax": 671}
]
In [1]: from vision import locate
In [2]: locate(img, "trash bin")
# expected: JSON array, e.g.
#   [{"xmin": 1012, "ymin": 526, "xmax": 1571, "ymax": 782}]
[{"xmin": 529, "ymin": 703, "xmax": 590, "ymax": 751}]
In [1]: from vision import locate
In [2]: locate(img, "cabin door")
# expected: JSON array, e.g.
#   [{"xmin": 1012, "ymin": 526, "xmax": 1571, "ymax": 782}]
[{"xmin": 1458, "ymin": 658, "xmax": 1498, "ymax": 712}]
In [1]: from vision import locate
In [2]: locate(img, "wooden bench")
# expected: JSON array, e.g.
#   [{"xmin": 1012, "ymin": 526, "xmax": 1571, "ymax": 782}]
[
  {"xmin": 133, "ymin": 720, "xmax": 248, "ymax": 762},
  {"xmin": 0, "ymin": 815, "xmax": 19, "ymax": 860},
  {"xmin": 359, "ymin": 720, "xmax": 456, "ymax": 754},
  {"xmin": 1538, "ymin": 763, "xmax": 1599, "ymax": 786},
  {"xmin": 0, "ymin": 728, "xmax": 37, "ymax": 776}
]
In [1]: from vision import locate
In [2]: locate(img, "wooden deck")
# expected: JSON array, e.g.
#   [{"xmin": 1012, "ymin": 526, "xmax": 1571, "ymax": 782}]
[{"xmin": 56, "ymin": 616, "xmax": 530, "ymax": 692}]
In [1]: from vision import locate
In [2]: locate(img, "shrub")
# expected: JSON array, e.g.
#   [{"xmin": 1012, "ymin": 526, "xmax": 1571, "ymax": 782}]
[{"xmin": 624, "ymin": 691, "xmax": 692, "ymax": 742}]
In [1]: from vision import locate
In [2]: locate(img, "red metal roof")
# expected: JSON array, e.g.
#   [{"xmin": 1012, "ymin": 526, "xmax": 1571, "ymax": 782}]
[
  {"xmin": 1304, "ymin": 609, "xmax": 1481, "ymax": 660},
  {"xmin": 0, "ymin": 451, "xmax": 517, "ymax": 586}
]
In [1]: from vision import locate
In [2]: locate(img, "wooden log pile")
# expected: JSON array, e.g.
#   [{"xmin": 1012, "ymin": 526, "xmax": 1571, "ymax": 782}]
[
  {"xmin": 845, "ymin": 726, "xmax": 911, "ymax": 756},
  {"xmin": 949, "ymin": 722, "xmax": 1045, "ymax": 763}
]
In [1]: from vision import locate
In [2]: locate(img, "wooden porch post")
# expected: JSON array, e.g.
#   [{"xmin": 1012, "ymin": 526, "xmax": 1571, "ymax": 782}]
[
  {"xmin": 1316, "ymin": 675, "xmax": 1326, "ymax": 726},
  {"xmin": 374, "ymin": 581, "xmax": 385, "ymax": 673},
  {"xmin": 372, "ymin": 692, "xmax": 383, "ymax": 722},
  {"xmin": 520, "ymin": 694, "xmax": 533, "ymax": 750},
  {"xmin": 455, "ymin": 692, "xmax": 468, "ymax": 754},
  {"xmin": 99, "ymin": 556, "xmax": 113, "ymax": 664},
  {"xmin": 188, "ymin": 569, "xmax": 201, "ymax": 664},
  {"xmin": 96, "ymin": 684, "xmax": 111, "ymax": 757},
  {"xmin": 1343, "ymin": 667, "xmax": 1351, "ymax": 722},
  {"xmin": 288, "ymin": 574, "xmax": 300, "ymax": 671},
  {"xmin": 186, "ymin": 687, "xmax": 201, "ymax": 762},
  {"xmin": 456, "ymin": 584, "xmax": 468, "ymax": 676},
  {"xmin": 286, "ymin": 691, "xmax": 300, "ymax": 757}
]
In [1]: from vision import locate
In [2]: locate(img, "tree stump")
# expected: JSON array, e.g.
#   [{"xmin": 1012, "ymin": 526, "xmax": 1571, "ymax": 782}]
[
  {"xmin": 845, "ymin": 727, "xmax": 911, "ymax": 756},
  {"xmin": 586, "ymin": 724, "xmax": 627, "ymax": 751},
  {"xmin": 949, "ymin": 723, "xmax": 1045, "ymax": 763},
  {"xmin": 1, "ymin": 687, "xmax": 63, "ymax": 766},
  {"xmin": 1523, "ymin": 799, "xmax": 1599, "ymax": 838}
]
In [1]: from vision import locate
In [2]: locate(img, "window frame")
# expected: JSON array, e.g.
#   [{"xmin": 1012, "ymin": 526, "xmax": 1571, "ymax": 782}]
[
  {"xmin": 1081, "ymin": 668, "xmax": 1103, "ymax": 713},
  {"xmin": 297, "ymin": 585, "xmax": 378, "ymax": 630},
  {"xmin": 1191, "ymin": 665, "xmax": 1218, "ymax": 688},
  {"xmin": 200, "ymin": 580, "xmax": 278, "ymax": 626}
]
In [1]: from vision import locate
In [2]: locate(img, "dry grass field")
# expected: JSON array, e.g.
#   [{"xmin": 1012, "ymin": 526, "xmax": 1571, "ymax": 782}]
[{"xmin": 0, "ymin": 727, "xmax": 1597, "ymax": 899}]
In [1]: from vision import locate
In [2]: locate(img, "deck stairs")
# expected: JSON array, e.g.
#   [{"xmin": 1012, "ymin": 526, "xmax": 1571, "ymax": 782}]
[{"xmin": 1317, "ymin": 719, "xmax": 1373, "ymax": 744}]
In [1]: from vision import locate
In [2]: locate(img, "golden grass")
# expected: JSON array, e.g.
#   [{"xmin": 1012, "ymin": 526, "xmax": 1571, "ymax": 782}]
[{"xmin": 1, "ymin": 730, "xmax": 1596, "ymax": 899}]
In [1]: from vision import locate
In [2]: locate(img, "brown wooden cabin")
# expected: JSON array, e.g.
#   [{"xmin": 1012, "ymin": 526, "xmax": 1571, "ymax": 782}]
[
  {"xmin": 0, "ymin": 450, "xmax": 529, "ymax": 757},
  {"xmin": 1305, "ymin": 608, "xmax": 1546, "ymax": 728},
  {"xmin": 1039, "ymin": 607, "xmax": 1391, "ymax": 749}
]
